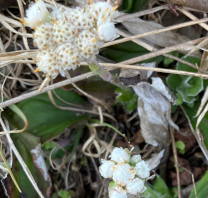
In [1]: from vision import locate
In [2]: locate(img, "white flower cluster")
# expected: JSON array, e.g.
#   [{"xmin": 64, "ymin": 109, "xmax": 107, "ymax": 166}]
[
  {"xmin": 22, "ymin": 0, "xmax": 119, "ymax": 79},
  {"xmin": 99, "ymin": 147, "xmax": 150, "ymax": 198}
]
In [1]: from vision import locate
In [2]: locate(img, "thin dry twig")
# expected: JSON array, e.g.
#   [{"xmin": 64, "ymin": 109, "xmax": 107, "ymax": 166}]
[
  {"xmin": 179, "ymin": 166, "xmax": 198, "ymax": 198},
  {"xmin": 103, "ymin": 17, "xmax": 208, "ymax": 48},
  {"xmin": 170, "ymin": 126, "xmax": 181, "ymax": 198}
]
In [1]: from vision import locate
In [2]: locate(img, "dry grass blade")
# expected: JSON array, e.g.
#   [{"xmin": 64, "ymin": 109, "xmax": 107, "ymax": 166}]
[
  {"xmin": 0, "ymin": 104, "xmax": 28, "ymax": 135},
  {"xmin": 115, "ymin": 5, "xmax": 169, "ymax": 22},
  {"xmin": 97, "ymin": 63, "xmax": 208, "ymax": 78},
  {"xmin": 195, "ymin": 86, "xmax": 208, "ymax": 117},
  {"xmin": 0, "ymin": 135, "xmax": 21, "ymax": 192},
  {"xmin": 0, "ymin": 118, "xmax": 45, "ymax": 198}
]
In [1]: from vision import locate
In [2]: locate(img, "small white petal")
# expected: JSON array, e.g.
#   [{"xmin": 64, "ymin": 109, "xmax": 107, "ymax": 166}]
[
  {"xmin": 108, "ymin": 185, "xmax": 127, "ymax": 198},
  {"xmin": 135, "ymin": 161, "xmax": 150, "ymax": 179},
  {"xmin": 98, "ymin": 22, "xmax": 119, "ymax": 42},
  {"xmin": 126, "ymin": 178, "xmax": 145, "ymax": 195},
  {"xmin": 99, "ymin": 160, "xmax": 115, "ymax": 178},
  {"xmin": 113, "ymin": 163, "xmax": 135, "ymax": 186},
  {"xmin": 130, "ymin": 155, "xmax": 142, "ymax": 166},
  {"xmin": 110, "ymin": 147, "xmax": 130, "ymax": 163},
  {"xmin": 24, "ymin": 0, "xmax": 50, "ymax": 28}
]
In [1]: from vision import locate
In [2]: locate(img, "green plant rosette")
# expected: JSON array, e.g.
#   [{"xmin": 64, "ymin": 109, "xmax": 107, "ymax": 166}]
[{"xmin": 166, "ymin": 56, "xmax": 203, "ymax": 105}]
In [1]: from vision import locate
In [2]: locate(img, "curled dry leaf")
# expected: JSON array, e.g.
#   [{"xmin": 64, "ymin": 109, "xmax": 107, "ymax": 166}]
[
  {"xmin": 119, "ymin": 62, "xmax": 156, "ymax": 86},
  {"xmin": 132, "ymin": 77, "xmax": 178, "ymax": 147},
  {"xmin": 145, "ymin": 149, "xmax": 165, "ymax": 170},
  {"xmin": 31, "ymin": 144, "xmax": 50, "ymax": 182},
  {"xmin": 122, "ymin": 18, "xmax": 200, "ymax": 56}
]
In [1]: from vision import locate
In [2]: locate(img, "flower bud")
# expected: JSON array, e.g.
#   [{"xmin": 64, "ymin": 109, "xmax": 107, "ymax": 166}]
[
  {"xmin": 130, "ymin": 154, "xmax": 142, "ymax": 166},
  {"xmin": 108, "ymin": 185, "xmax": 127, "ymax": 198},
  {"xmin": 126, "ymin": 178, "xmax": 145, "ymax": 195},
  {"xmin": 135, "ymin": 160, "xmax": 150, "ymax": 179},
  {"xmin": 110, "ymin": 147, "xmax": 130, "ymax": 163},
  {"xmin": 99, "ymin": 159, "xmax": 115, "ymax": 178},
  {"xmin": 113, "ymin": 163, "xmax": 135, "ymax": 186},
  {"xmin": 24, "ymin": 0, "xmax": 50, "ymax": 28}
]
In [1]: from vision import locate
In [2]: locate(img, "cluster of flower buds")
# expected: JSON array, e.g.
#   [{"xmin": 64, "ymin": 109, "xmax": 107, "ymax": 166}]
[
  {"xmin": 22, "ymin": 0, "xmax": 119, "ymax": 80},
  {"xmin": 99, "ymin": 147, "xmax": 150, "ymax": 198}
]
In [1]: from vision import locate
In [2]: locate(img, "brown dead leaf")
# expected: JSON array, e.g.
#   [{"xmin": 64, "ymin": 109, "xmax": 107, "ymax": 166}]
[
  {"xmin": 175, "ymin": 128, "xmax": 197, "ymax": 153},
  {"xmin": 169, "ymin": 157, "xmax": 192, "ymax": 186},
  {"xmin": 192, "ymin": 166, "xmax": 206, "ymax": 181},
  {"xmin": 0, "ymin": 0, "xmax": 16, "ymax": 10},
  {"xmin": 131, "ymin": 130, "xmax": 144, "ymax": 145}
]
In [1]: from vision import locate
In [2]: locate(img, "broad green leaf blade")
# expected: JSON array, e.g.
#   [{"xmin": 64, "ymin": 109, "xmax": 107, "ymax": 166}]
[
  {"xmin": 10, "ymin": 88, "xmax": 88, "ymax": 143},
  {"xmin": 100, "ymin": 41, "xmax": 164, "ymax": 64},
  {"xmin": 189, "ymin": 171, "xmax": 208, "ymax": 198},
  {"xmin": 120, "ymin": 0, "xmax": 148, "ymax": 13}
]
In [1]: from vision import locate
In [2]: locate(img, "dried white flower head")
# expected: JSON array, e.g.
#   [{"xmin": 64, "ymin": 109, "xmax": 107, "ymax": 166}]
[
  {"xmin": 22, "ymin": 0, "xmax": 120, "ymax": 91},
  {"xmin": 126, "ymin": 178, "xmax": 145, "ymax": 195},
  {"xmin": 99, "ymin": 147, "xmax": 151, "ymax": 197},
  {"xmin": 23, "ymin": 0, "xmax": 50, "ymax": 28},
  {"xmin": 110, "ymin": 147, "xmax": 130, "ymax": 163},
  {"xmin": 108, "ymin": 185, "xmax": 127, "ymax": 198},
  {"xmin": 99, "ymin": 159, "xmax": 115, "ymax": 178},
  {"xmin": 112, "ymin": 163, "xmax": 135, "ymax": 186},
  {"xmin": 135, "ymin": 160, "xmax": 150, "ymax": 179},
  {"xmin": 130, "ymin": 154, "xmax": 142, "ymax": 166}
]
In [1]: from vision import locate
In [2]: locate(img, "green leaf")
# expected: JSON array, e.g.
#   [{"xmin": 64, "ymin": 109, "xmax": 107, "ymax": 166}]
[
  {"xmin": 186, "ymin": 77, "xmax": 203, "ymax": 96},
  {"xmin": 166, "ymin": 74, "xmax": 182, "ymax": 90},
  {"xmin": 141, "ymin": 176, "xmax": 172, "ymax": 198},
  {"xmin": 120, "ymin": 0, "xmax": 148, "ymax": 13},
  {"xmin": 9, "ymin": 88, "xmax": 88, "ymax": 143},
  {"xmin": 183, "ymin": 101, "xmax": 208, "ymax": 148},
  {"xmin": 163, "ymin": 52, "xmax": 180, "ymax": 67},
  {"xmin": 189, "ymin": 171, "xmax": 208, "ymax": 198},
  {"xmin": 153, "ymin": 175, "xmax": 172, "ymax": 198},
  {"xmin": 141, "ymin": 185, "xmax": 163, "ymax": 198},
  {"xmin": 63, "ymin": 128, "xmax": 83, "ymax": 163},
  {"xmin": 116, "ymin": 87, "xmax": 135, "ymax": 101},
  {"xmin": 58, "ymin": 190, "xmax": 74, "ymax": 198},
  {"xmin": 175, "ymin": 140, "xmax": 185, "ymax": 154},
  {"xmin": 100, "ymin": 41, "xmax": 164, "ymax": 64},
  {"xmin": 166, "ymin": 56, "xmax": 203, "ymax": 105},
  {"xmin": 116, "ymin": 87, "xmax": 138, "ymax": 113},
  {"xmin": 175, "ymin": 93, "xmax": 183, "ymax": 106}
]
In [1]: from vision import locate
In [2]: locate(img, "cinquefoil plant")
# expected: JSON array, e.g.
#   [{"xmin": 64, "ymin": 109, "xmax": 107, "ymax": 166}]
[{"xmin": 166, "ymin": 56, "xmax": 203, "ymax": 107}]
